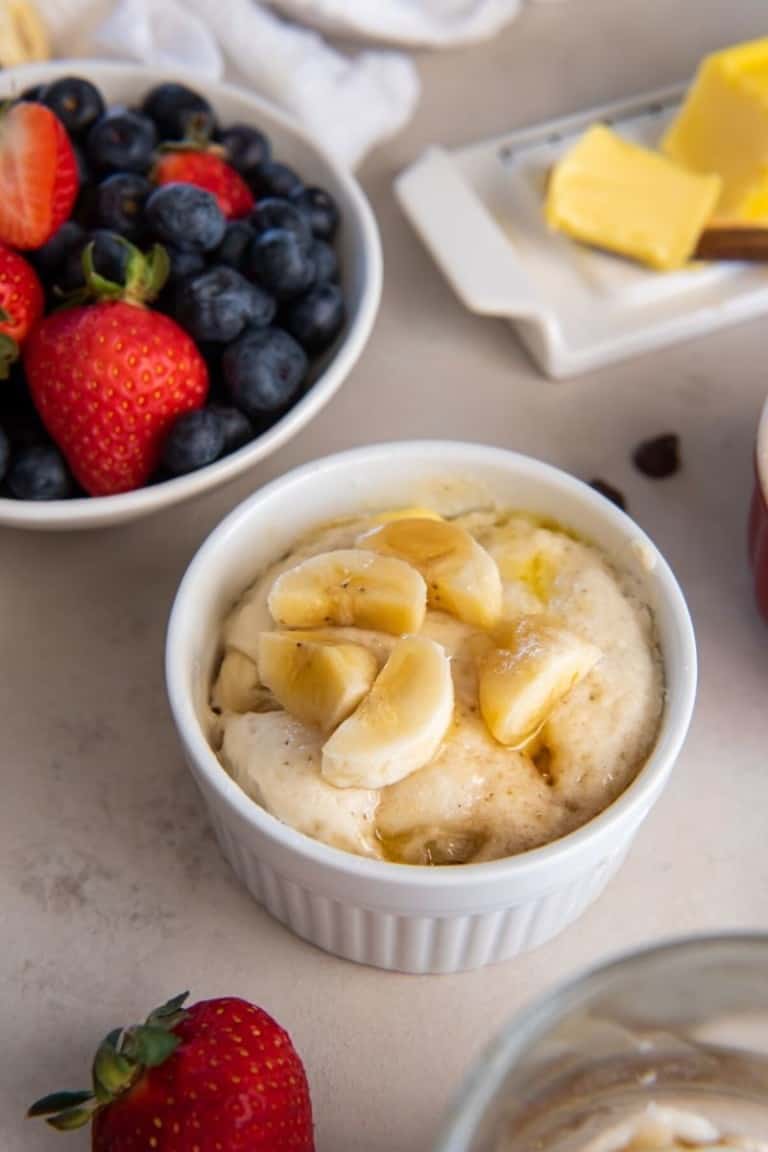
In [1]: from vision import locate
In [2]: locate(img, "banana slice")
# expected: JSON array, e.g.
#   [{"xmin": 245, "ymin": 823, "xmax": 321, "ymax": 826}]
[
  {"xmin": 321, "ymin": 636, "xmax": 454, "ymax": 789},
  {"xmin": 372, "ymin": 506, "xmax": 443, "ymax": 524},
  {"xmin": 357, "ymin": 517, "xmax": 502, "ymax": 629},
  {"xmin": 267, "ymin": 549, "xmax": 426, "ymax": 635},
  {"xmin": 488, "ymin": 526, "xmax": 569, "ymax": 605},
  {"xmin": 266, "ymin": 627, "xmax": 395, "ymax": 668},
  {"xmin": 258, "ymin": 632, "xmax": 378, "ymax": 733},
  {"xmin": 479, "ymin": 616, "xmax": 601, "ymax": 747},
  {"xmin": 212, "ymin": 649, "xmax": 274, "ymax": 714},
  {"xmin": 0, "ymin": 0, "xmax": 49, "ymax": 67}
]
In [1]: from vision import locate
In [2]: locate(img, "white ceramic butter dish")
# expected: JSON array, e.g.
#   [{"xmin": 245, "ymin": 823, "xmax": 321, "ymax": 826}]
[{"xmin": 396, "ymin": 85, "xmax": 768, "ymax": 378}]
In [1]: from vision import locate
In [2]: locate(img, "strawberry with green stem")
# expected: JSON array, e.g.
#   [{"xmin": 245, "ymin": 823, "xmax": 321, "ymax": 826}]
[
  {"xmin": 28, "ymin": 992, "xmax": 315, "ymax": 1151},
  {"xmin": 23, "ymin": 238, "xmax": 209, "ymax": 496}
]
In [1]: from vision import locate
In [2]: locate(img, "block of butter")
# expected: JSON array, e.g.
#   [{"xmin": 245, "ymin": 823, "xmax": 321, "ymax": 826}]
[
  {"xmin": 663, "ymin": 38, "xmax": 768, "ymax": 221},
  {"xmin": 545, "ymin": 124, "xmax": 722, "ymax": 271}
]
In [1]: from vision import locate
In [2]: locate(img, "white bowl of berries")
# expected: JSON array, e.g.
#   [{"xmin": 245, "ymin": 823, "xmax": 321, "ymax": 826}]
[{"xmin": 0, "ymin": 61, "xmax": 382, "ymax": 529}]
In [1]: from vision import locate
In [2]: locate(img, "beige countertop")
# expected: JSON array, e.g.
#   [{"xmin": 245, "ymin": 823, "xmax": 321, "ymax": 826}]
[{"xmin": 3, "ymin": 2, "xmax": 768, "ymax": 1148}]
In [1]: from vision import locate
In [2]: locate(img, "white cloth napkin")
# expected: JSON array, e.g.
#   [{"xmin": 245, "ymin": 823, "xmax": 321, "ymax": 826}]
[
  {"xmin": 272, "ymin": 0, "xmax": 523, "ymax": 47},
  {"xmin": 35, "ymin": 0, "xmax": 523, "ymax": 167},
  {"xmin": 36, "ymin": 0, "xmax": 423, "ymax": 167}
]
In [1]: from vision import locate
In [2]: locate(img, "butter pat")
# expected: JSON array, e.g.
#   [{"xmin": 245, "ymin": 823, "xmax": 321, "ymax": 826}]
[
  {"xmin": 663, "ymin": 38, "xmax": 768, "ymax": 221},
  {"xmin": 546, "ymin": 125, "xmax": 721, "ymax": 270}
]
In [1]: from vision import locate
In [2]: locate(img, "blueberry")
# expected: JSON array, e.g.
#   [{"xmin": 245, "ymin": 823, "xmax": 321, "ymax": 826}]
[
  {"xmin": 6, "ymin": 445, "xmax": 73, "ymax": 500},
  {"xmin": 141, "ymin": 82, "xmax": 215, "ymax": 141},
  {"xmin": 28, "ymin": 220, "xmax": 85, "ymax": 281},
  {"xmin": 40, "ymin": 76, "xmax": 105, "ymax": 137},
  {"xmin": 197, "ymin": 341, "xmax": 225, "ymax": 383},
  {"xmin": 214, "ymin": 220, "xmax": 254, "ymax": 270},
  {"xmin": 145, "ymin": 184, "xmax": 226, "ymax": 252},
  {"xmin": 61, "ymin": 230, "xmax": 130, "ymax": 292},
  {"xmin": 165, "ymin": 246, "xmax": 207, "ymax": 284},
  {"xmin": 208, "ymin": 405, "xmax": 254, "ymax": 454},
  {"xmin": 311, "ymin": 239, "xmax": 339, "ymax": 283},
  {"xmin": 0, "ymin": 365, "xmax": 49, "ymax": 448},
  {"xmin": 251, "ymin": 160, "xmax": 303, "ymax": 199},
  {"xmin": 218, "ymin": 123, "xmax": 271, "ymax": 174},
  {"xmin": 72, "ymin": 142, "xmax": 91, "ymax": 185},
  {"xmin": 94, "ymin": 173, "xmax": 151, "ymax": 241},
  {"xmin": 223, "ymin": 327, "xmax": 307, "ymax": 419},
  {"xmin": 73, "ymin": 176, "xmax": 99, "ymax": 230},
  {"xmin": 248, "ymin": 228, "xmax": 315, "ymax": 301},
  {"xmin": 291, "ymin": 186, "xmax": 339, "ymax": 241},
  {"xmin": 251, "ymin": 198, "xmax": 311, "ymax": 243},
  {"xmin": 281, "ymin": 282, "xmax": 345, "ymax": 353},
  {"xmin": 87, "ymin": 109, "xmax": 157, "ymax": 174},
  {"xmin": 93, "ymin": 171, "xmax": 149, "ymax": 237},
  {"xmin": 65, "ymin": 141, "xmax": 94, "ymax": 225},
  {"xmin": 0, "ymin": 426, "xmax": 9, "ymax": 483},
  {"xmin": 161, "ymin": 409, "xmax": 224, "ymax": 475},
  {"xmin": 19, "ymin": 83, "xmax": 46, "ymax": 102},
  {"xmin": 175, "ymin": 266, "xmax": 275, "ymax": 343}
]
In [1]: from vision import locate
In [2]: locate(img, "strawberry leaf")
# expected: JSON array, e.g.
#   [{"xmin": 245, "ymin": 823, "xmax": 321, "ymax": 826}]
[
  {"xmin": 146, "ymin": 991, "xmax": 189, "ymax": 1025},
  {"xmin": 46, "ymin": 1103, "xmax": 98, "ymax": 1132},
  {"xmin": 144, "ymin": 990, "xmax": 189, "ymax": 1033},
  {"xmin": 81, "ymin": 242, "xmax": 125, "ymax": 302},
  {"xmin": 137, "ymin": 244, "xmax": 170, "ymax": 302},
  {"xmin": 27, "ymin": 1091, "xmax": 94, "ymax": 1118},
  {"xmin": 0, "ymin": 333, "xmax": 19, "ymax": 379},
  {"xmin": 93, "ymin": 1033, "xmax": 136, "ymax": 1099},
  {"xmin": 28, "ymin": 993, "xmax": 192, "ymax": 1135},
  {"xmin": 156, "ymin": 114, "xmax": 217, "ymax": 153},
  {"xmin": 123, "ymin": 1025, "xmax": 181, "ymax": 1068}
]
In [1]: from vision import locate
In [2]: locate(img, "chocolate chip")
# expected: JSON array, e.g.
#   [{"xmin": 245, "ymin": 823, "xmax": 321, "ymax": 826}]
[
  {"xmin": 632, "ymin": 434, "xmax": 680, "ymax": 479},
  {"xmin": 589, "ymin": 478, "xmax": 627, "ymax": 511}
]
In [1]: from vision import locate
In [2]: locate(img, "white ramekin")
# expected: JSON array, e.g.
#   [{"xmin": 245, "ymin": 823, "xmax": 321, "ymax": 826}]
[{"xmin": 165, "ymin": 441, "xmax": 697, "ymax": 974}]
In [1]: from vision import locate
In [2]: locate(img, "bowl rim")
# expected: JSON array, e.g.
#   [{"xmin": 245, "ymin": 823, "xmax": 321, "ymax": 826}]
[
  {"xmin": 0, "ymin": 59, "xmax": 382, "ymax": 529},
  {"xmin": 433, "ymin": 932, "xmax": 768, "ymax": 1152},
  {"xmin": 166, "ymin": 439, "xmax": 698, "ymax": 891}
]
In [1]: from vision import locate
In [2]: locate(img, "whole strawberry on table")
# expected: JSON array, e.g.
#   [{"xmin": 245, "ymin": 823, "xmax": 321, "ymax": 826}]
[
  {"xmin": 28, "ymin": 991, "xmax": 315, "ymax": 1150},
  {"xmin": 0, "ymin": 76, "xmax": 346, "ymax": 501}
]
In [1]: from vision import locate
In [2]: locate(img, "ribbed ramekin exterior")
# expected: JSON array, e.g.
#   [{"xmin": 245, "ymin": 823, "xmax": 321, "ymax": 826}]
[{"xmin": 203, "ymin": 793, "xmax": 632, "ymax": 974}]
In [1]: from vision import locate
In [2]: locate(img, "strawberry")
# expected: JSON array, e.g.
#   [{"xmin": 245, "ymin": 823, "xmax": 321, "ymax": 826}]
[
  {"xmin": 23, "ymin": 242, "xmax": 208, "ymax": 495},
  {"xmin": 0, "ymin": 244, "xmax": 43, "ymax": 377},
  {"xmin": 0, "ymin": 101, "xmax": 79, "ymax": 249},
  {"xmin": 28, "ymin": 992, "xmax": 315, "ymax": 1151},
  {"xmin": 154, "ymin": 150, "xmax": 254, "ymax": 219}
]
